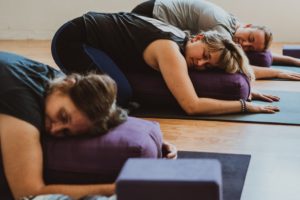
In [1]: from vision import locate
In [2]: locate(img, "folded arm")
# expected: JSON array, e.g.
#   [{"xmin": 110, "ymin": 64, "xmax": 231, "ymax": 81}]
[
  {"xmin": 0, "ymin": 114, "xmax": 114, "ymax": 200},
  {"xmin": 143, "ymin": 40, "xmax": 279, "ymax": 115}
]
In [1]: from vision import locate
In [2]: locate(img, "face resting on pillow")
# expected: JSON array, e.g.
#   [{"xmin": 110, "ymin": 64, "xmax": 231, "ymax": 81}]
[{"xmin": 45, "ymin": 73, "xmax": 127, "ymax": 137}]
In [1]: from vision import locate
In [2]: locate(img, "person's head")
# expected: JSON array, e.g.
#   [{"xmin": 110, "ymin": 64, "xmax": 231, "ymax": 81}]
[
  {"xmin": 233, "ymin": 24, "xmax": 273, "ymax": 52},
  {"xmin": 45, "ymin": 73, "xmax": 128, "ymax": 137},
  {"xmin": 185, "ymin": 30, "xmax": 255, "ymax": 81}
]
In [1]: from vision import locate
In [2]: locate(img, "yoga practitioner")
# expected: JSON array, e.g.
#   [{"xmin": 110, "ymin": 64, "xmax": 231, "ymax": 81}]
[
  {"xmin": 52, "ymin": 11, "xmax": 280, "ymax": 115},
  {"xmin": 132, "ymin": 0, "xmax": 300, "ymax": 71},
  {"xmin": 0, "ymin": 52, "xmax": 176, "ymax": 199}
]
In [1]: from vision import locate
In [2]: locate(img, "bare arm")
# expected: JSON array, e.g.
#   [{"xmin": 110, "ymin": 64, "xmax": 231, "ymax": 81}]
[
  {"xmin": 0, "ymin": 114, "xmax": 114, "ymax": 199},
  {"xmin": 143, "ymin": 40, "xmax": 279, "ymax": 115},
  {"xmin": 272, "ymin": 53, "xmax": 300, "ymax": 66},
  {"xmin": 252, "ymin": 65, "xmax": 300, "ymax": 80}
]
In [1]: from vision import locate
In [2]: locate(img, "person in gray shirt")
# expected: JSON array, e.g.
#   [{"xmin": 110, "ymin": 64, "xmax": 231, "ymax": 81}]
[{"xmin": 132, "ymin": 0, "xmax": 300, "ymax": 67}]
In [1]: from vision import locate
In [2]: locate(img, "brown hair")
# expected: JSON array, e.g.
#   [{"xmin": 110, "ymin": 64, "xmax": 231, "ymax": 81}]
[{"xmin": 47, "ymin": 73, "xmax": 128, "ymax": 135}]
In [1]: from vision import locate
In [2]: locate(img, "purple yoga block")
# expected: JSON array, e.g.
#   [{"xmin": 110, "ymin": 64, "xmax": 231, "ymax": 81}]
[
  {"xmin": 116, "ymin": 159, "xmax": 223, "ymax": 200},
  {"xmin": 283, "ymin": 45, "xmax": 300, "ymax": 58}
]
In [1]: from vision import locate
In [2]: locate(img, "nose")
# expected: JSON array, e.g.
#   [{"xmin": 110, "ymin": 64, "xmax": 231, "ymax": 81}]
[
  {"xmin": 196, "ymin": 59, "xmax": 208, "ymax": 68},
  {"xmin": 49, "ymin": 122, "xmax": 66, "ymax": 135},
  {"xmin": 241, "ymin": 41, "xmax": 252, "ymax": 50}
]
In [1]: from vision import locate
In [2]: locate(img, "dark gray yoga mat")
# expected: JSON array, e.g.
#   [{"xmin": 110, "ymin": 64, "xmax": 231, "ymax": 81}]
[
  {"xmin": 178, "ymin": 151, "xmax": 251, "ymax": 200},
  {"xmin": 131, "ymin": 90, "xmax": 300, "ymax": 125}
]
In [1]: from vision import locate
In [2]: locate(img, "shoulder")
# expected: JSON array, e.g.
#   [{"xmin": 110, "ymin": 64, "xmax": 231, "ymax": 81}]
[
  {"xmin": 145, "ymin": 39, "xmax": 182, "ymax": 58},
  {"xmin": 143, "ymin": 39, "xmax": 183, "ymax": 70},
  {"xmin": 0, "ymin": 114, "xmax": 40, "ymax": 138},
  {"xmin": 0, "ymin": 77, "xmax": 44, "ymax": 131}
]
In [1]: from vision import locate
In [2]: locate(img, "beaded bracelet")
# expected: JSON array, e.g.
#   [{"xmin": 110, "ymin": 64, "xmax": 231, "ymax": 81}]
[{"xmin": 239, "ymin": 99, "xmax": 247, "ymax": 113}]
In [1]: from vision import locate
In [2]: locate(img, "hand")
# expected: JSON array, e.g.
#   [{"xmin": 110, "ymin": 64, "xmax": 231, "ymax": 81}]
[
  {"xmin": 277, "ymin": 70, "xmax": 300, "ymax": 81},
  {"xmin": 162, "ymin": 141, "xmax": 177, "ymax": 159},
  {"xmin": 246, "ymin": 102, "xmax": 280, "ymax": 113},
  {"xmin": 250, "ymin": 91, "xmax": 280, "ymax": 102}
]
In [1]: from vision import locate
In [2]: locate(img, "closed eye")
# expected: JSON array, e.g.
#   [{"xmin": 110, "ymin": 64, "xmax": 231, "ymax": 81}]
[
  {"xmin": 59, "ymin": 109, "xmax": 69, "ymax": 124},
  {"xmin": 56, "ymin": 128, "xmax": 71, "ymax": 137},
  {"xmin": 248, "ymin": 33, "xmax": 255, "ymax": 43}
]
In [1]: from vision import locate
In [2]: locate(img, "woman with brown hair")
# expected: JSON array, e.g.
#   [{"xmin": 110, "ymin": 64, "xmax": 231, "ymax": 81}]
[{"xmin": 0, "ymin": 51, "xmax": 176, "ymax": 199}]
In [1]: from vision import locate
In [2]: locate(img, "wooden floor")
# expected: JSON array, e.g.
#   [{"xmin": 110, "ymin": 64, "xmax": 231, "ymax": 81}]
[{"xmin": 1, "ymin": 40, "xmax": 300, "ymax": 200}]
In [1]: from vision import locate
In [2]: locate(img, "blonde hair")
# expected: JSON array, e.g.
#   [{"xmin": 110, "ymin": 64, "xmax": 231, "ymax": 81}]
[
  {"xmin": 47, "ymin": 73, "xmax": 128, "ymax": 135},
  {"xmin": 196, "ymin": 31, "xmax": 255, "ymax": 81}
]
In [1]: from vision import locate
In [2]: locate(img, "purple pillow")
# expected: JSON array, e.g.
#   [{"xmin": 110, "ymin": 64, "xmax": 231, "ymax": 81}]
[
  {"xmin": 246, "ymin": 50, "xmax": 273, "ymax": 67},
  {"xmin": 126, "ymin": 69, "xmax": 251, "ymax": 107},
  {"xmin": 43, "ymin": 117, "xmax": 163, "ymax": 184}
]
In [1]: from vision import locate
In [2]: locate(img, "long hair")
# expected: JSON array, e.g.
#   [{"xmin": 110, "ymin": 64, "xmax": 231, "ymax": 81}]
[{"xmin": 47, "ymin": 73, "xmax": 128, "ymax": 135}]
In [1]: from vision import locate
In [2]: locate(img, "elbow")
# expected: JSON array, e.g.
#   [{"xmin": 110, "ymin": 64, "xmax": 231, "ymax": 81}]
[
  {"xmin": 181, "ymin": 102, "xmax": 203, "ymax": 115},
  {"xmin": 184, "ymin": 108, "xmax": 198, "ymax": 115},
  {"xmin": 13, "ymin": 184, "xmax": 45, "ymax": 200}
]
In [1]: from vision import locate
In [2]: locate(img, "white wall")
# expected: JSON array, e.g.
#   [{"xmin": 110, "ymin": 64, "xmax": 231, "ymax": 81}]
[
  {"xmin": 0, "ymin": 0, "xmax": 299, "ymax": 42},
  {"xmin": 210, "ymin": 0, "xmax": 300, "ymax": 42},
  {"xmin": 0, "ymin": 0, "xmax": 143, "ymax": 40}
]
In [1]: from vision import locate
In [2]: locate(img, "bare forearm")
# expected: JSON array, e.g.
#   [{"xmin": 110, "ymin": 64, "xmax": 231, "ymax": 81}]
[
  {"xmin": 252, "ymin": 65, "xmax": 279, "ymax": 79},
  {"xmin": 187, "ymin": 98, "xmax": 242, "ymax": 115}
]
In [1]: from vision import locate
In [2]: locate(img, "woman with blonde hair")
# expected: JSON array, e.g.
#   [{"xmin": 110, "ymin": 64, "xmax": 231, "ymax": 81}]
[{"xmin": 53, "ymin": 12, "xmax": 278, "ymax": 115}]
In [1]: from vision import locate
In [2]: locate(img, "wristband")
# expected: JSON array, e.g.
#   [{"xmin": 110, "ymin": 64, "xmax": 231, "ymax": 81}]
[{"xmin": 239, "ymin": 99, "xmax": 247, "ymax": 113}]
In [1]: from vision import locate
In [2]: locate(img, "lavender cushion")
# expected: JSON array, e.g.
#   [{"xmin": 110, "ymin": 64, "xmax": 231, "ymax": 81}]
[
  {"xmin": 246, "ymin": 50, "xmax": 273, "ymax": 67},
  {"xmin": 126, "ymin": 69, "xmax": 251, "ymax": 107},
  {"xmin": 283, "ymin": 45, "xmax": 300, "ymax": 59},
  {"xmin": 43, "ymin": 117, "xmax": 163, "ymax": 184}
]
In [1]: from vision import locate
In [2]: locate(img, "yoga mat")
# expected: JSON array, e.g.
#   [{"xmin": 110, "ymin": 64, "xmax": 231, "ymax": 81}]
[
  {"xmin": 272, "ymin": 65, "xmax": 300, "ymax": 73},
  {"xmin": 178, "ymin": 151, "xmax": 251, "ymax": 200},
  {"xmin": 132, "ymin": 90, "xmax": 300, "ymax": 125}
]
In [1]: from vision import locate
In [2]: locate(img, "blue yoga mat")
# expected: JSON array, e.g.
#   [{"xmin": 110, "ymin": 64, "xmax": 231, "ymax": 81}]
[
  {"xmin": 178, "ymin": 151, "xmax": 251, "ymax": 200},
  {"xmin": 131, "ymin": 90, "xmax": 300, "ymax": 125}
]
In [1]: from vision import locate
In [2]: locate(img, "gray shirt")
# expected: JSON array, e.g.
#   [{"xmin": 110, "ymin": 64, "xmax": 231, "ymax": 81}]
[{"xmin": 153, "ymin": 0, "xmax": 238, "ymax": 39}]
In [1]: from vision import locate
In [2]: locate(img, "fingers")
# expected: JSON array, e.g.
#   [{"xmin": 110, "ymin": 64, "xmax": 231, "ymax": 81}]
[
  {"xmin": 247, "ymin": 103, "xmax": 280, "ymax": 113},
  {"xmin": 279, "ymin": 72, "xmax": 300, "ymax": 81},
  {"xmin": 162, "ymin": 141, "xmax": 178, "ymax": 159},
  {"xmin": 261, "ymin": 94, "xmax": 280, "ymax": 102},
  {"xmin": 261, "ymin": 105, "xmax": 280, "ymax": 113},
  {"xmin": 253, "ymin": 93, "xmax": 280, "ymax": 102}
]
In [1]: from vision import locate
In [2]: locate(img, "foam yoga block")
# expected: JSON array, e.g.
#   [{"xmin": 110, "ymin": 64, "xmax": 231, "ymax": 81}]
[
  {"xmin": 283, "ymin": 45, "xmax": 300, "ymax": 59},
  {"xmin": 116, "ymin": 159, "xmax": 223, "ymax": 200}
]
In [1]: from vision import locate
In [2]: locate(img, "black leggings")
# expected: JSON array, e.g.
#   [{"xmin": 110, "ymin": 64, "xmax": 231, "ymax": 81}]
[
  {"xmin": 51, "ymin": 17, "xmax": 98, "ymax": 74},
  {"xmin": 51, "ymin": 17, "xmax": 132, "ymax": 106},
  {"xmin": 131, "ymin": 0, "xmax": 155, "ymax": 18}
]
